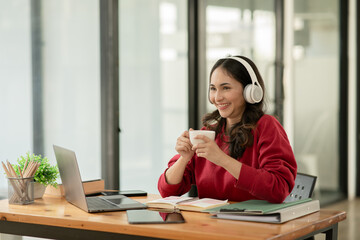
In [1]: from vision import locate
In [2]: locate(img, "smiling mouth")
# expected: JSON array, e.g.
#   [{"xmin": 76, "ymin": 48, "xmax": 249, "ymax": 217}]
[{"xmin": 217, "ymin": 103, "xmax": 230, "ymax": 110}]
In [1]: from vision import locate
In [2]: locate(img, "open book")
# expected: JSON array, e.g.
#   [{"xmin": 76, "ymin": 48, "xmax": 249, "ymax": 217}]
[{"xmin": 146, "ymin": 196, "xmax": 229, "ymax": 212}]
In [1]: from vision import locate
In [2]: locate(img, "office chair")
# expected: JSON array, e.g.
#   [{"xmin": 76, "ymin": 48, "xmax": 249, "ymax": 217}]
[
  {"xmin": 189, "ymin": 172, "xmax": 317, "ymax": 201},
  {"xmin": 284, "ymin": 172, "xmax": 317, "ymax": 203}
]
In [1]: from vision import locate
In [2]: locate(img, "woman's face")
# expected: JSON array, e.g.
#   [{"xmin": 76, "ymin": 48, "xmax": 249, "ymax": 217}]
[{"xmin": 209, "ymin": 67, "xmax": 246, "ymax": 126}]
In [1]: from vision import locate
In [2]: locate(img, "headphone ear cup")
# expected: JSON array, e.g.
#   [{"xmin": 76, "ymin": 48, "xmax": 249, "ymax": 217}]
[
  {"xmin": 251, "ymin": 85, "xmax": 263, "ymax": 103},
  {"xmin": 243, "ymin": 84, "xmax": 263, "ymax": 104},
  {"xmin": 243, "ymin": 84, "xmax": 255, "ymax": 104}
]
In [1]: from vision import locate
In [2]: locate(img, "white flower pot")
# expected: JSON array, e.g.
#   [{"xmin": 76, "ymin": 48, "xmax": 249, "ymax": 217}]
[{"xmin": 34, "ymin": 182, "xmax": 47, "ymax": 199}]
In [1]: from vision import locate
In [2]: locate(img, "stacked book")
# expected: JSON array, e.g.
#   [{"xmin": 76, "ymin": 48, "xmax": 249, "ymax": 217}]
[
  {"xmin": 45, "ymin": 179, "xmax": 105, "ymax": 197},
  {"xmin": 203, "ymin": 198, "xmax": 320, "ymax": 223}
]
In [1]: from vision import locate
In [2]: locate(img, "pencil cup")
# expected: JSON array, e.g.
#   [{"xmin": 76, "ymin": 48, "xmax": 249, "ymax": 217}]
[{"xmin": 7, "ymin": 177, "xmax": 34, "ymax": 205}]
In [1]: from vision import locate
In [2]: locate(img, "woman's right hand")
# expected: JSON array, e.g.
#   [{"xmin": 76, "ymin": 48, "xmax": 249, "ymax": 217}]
[{"xmin": 175, "ymin": 129, "xmax": 194, "ymax": 161}]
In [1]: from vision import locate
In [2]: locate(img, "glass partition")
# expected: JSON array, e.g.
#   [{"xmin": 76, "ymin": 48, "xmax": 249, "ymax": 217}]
[
  {"xmin": 0, "ymin": 0, "xmax": 101, "ymax": 198},
  {"xmin": 292, "ymin": 0, "xmax": 341, "ymax": 202},
  {"xmin": 41, "ymin": 0, "xmax": 101, "ymax": 181},
  {"xmin": 202, "ymin": 0, "xmax": 277, "ymax": 115},
  {"xmin": 0, "ymin": 0, "xmax": 32, "ymax": 197},
  {"xmin": 119, "ymin": 0, "xmax": 188, "ymax": 193}
]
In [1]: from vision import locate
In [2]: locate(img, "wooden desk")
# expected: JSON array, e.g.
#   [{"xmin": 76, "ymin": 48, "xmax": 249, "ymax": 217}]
[{"xmin": 0, "ymin": 194, "xmax": 346, "ymax": 240}]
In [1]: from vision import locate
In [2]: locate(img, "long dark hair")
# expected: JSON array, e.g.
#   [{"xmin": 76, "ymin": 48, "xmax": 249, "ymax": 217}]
[{"xmin": 202, "ymin": 56, "xmax": 265, "ymax": 159}]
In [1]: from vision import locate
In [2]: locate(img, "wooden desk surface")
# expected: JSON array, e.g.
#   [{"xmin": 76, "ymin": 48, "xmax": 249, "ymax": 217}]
[{"xmin": 0, "ymin": 194, "xmax": 346, "ymax": 240}]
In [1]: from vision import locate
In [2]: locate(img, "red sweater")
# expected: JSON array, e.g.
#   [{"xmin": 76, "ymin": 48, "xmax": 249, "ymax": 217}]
[{"xmin": 158, "ymin": 114, "xmax": 297, "ymax": 203}]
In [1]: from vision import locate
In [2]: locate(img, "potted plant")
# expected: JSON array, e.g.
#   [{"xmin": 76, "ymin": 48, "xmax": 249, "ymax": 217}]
[{"xmin": 13, "ymin": 152, "xmax": 59, "ymax": 199}]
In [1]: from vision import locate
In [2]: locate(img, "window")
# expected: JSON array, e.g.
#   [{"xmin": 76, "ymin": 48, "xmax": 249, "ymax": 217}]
[
  {"xmin": 292, "ymin": 0, "xmax": 342, "ymax": 202},
  {"xmin": 0, "ymin": 1, "xmax": 101, "ymax": 199},
  {"xmin": 119, "ymin": 0, "xmax": 188, "ymax": 193},
  {"xmin": 203, "ymin": 1, "xmax": 276, "ymax": 116},
  {"xmin": 0, "ymin": 1, "xmax": 32, "ymax": 196},
  {"xmin": 41, "ymin": 0, "xmax": 101, "ymax": 181}
]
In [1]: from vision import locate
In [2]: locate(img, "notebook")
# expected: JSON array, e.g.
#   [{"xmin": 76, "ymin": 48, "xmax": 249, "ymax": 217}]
[
  {"xmin": 53, "ymin": 145, "xmax": 147, "ymax": 213},
  {"xmin": 204, "ymin": 198, "xmax": 312, "ymax": 214},
  {"xmin": 212, "ymin": 200, "xmax": 320, "ymax": 223}
]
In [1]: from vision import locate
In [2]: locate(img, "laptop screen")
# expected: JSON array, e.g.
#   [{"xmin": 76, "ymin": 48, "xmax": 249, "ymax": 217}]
[{"xmin": 53, "ymin": 145, "xmax": 89, "ymax": 211}]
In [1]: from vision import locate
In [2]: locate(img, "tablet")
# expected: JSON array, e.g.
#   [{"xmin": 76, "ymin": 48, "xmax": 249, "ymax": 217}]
[{"xmin": 126, "ymin": 209, "xmax": 185, "ymax": 224}]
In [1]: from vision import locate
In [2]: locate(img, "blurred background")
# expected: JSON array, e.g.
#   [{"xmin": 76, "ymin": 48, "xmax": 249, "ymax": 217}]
[{"xmin": 0, "ymin": 1, "xmax": 358, "ymax": 239}]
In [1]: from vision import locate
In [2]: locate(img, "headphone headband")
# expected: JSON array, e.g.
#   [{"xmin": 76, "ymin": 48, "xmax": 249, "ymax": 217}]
[
  {"xmin": 225, "ymin": 56, "xmax": 259, "ymax": 86},
  {"xmin": 224, "ymin": 56, "xmax": 263, "ymax": 104}
]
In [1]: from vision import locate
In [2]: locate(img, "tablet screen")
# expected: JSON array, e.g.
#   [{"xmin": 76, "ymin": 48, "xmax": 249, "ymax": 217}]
[{"xmin": 126, "ymin": 209, "xmax": 185, "ymax": 224}]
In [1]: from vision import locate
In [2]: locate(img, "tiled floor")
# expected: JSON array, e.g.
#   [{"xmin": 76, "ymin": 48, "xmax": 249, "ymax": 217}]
[{"xmin": 320, "ymin": 198, "xmax": 360, "ymax": 240}]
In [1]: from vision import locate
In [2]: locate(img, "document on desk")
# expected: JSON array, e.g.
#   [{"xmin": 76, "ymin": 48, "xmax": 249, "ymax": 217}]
[
  {"xmin": 204, "ymin": 198, "xmax": 312, "ymax": 214},
  {"xmin": 208, "ymin": 199, "xmax": 320, "ymax": 223}
]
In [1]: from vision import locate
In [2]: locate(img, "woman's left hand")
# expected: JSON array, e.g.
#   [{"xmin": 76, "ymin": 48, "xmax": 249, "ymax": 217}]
[{"xmin": 191, "ymin": 135, "xmax": 227, "ymax": 166}]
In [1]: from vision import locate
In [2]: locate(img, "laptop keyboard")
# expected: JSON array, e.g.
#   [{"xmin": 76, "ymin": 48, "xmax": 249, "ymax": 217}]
[{"xmin": 87, "ymin": 197, "xmax": 119, "ymax": 210}]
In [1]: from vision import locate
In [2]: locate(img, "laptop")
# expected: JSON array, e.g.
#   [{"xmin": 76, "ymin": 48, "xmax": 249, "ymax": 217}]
[{"xmin": 53, "ymin": 145, "xmax": 147, "ymax": 213}]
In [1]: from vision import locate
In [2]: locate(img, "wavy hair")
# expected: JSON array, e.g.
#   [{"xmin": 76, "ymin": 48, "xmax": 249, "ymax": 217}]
[{"xmin": 202, "ymin": 56, "xmax": 265, "ymax": 159}]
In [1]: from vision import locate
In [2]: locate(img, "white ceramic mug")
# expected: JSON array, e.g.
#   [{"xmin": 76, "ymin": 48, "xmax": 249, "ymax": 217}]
[{"xmin": 189, "ymin": 130, "xmax": 215, "ymax": 145}]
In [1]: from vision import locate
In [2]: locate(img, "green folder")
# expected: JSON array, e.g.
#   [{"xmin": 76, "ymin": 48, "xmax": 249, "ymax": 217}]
[{"xmin": 203, "ymin": 198, "xmax": 312, "ymax": 214}]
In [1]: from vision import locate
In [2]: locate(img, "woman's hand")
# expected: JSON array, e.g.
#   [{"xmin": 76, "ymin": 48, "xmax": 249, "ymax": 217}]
[
  {"xmin": 166, "ymin": 129, "xmax": 195, "ymax": 185},
  {"xmin": 191, "ymin": 135, "xmax": 227, "ymax": 166},
  {"xmin": 175, "ymin": 129, "xmax": 195, "ymax": 161},
  {"xmin": 192, "ymin": 135, "xmax": 242, "ymax": 179}
]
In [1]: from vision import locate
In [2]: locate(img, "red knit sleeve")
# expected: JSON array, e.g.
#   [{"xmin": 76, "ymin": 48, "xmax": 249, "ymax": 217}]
[
  {"xmin": 236, "ymin": 115, "xmax": 297, "ymax": 203},
  {"xmin": 157, "ymin": 154, "xmax": 195, "ymax": 197}
]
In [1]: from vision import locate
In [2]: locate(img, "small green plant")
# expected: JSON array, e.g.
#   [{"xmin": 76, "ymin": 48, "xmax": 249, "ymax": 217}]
[{"xmin": 13, "ymin": 152, "xmax": 59, "ymax": 187}]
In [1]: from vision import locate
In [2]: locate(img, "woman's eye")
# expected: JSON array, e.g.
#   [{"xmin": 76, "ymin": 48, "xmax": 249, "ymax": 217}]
[
  {"xmin": 210, "ymin": 87, "xmax": 216, "ymax": 91},
  {"xmin": 223, "ymin": 86, "xmax": 230, "ymax": 90}
]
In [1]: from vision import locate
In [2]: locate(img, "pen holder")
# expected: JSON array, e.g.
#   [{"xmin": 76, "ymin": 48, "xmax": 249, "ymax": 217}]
[{"xmin": 7, "ymin": 177, "xmax": 34, "ymax": 205}]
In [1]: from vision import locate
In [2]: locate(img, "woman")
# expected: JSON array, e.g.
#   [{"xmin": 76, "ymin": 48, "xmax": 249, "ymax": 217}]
[{"xmin": 158, "ymin": 56, "xmax": 297, "ymax": 203}]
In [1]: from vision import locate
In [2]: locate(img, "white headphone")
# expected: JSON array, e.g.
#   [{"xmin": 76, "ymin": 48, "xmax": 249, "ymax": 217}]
[{"xmin": 226, "ymin": 56, "xmax": 263, "ymax": 104}]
